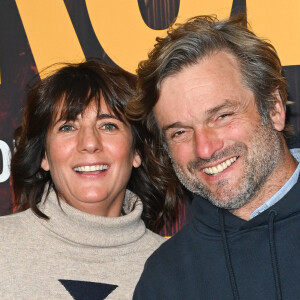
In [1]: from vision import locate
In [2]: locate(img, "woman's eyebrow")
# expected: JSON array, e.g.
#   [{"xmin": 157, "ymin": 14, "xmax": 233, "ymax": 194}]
[
  {"xmin": 53, "ymin": 112, "xmax": 119, "ymax": 126},
  {"xmin": 97, "ymin": 113, "xmax": 118, "ymax": 120}
]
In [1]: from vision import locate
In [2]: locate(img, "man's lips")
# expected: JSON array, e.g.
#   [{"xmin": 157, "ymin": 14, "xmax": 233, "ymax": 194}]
[
  {"xmin": 202, "ymin": 156, "xmax": 238, "ymax": 175},
  {"xmin": 73, "ymin": 164, "xmax": 109, "ymax": 173}
]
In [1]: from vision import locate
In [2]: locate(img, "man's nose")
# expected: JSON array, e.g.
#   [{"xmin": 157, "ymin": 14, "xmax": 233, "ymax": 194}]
[
  {"xmin": 77, "ymin": 127, "xmax": 102, "ymax": 153},
  {"xmin": 194, "ymin": 127, "xmax": 224, "ymax": 160}
]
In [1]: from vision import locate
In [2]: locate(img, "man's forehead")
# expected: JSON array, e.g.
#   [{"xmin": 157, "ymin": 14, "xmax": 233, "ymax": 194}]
[
  {"xmin": 157, "ymin": 56, "xmax": 241, "ymax": 101},
  {"xmin": 154, "ymin": 51, "xmax": 256, "ymax": 128},
  {"xmin": 164, "ymin": 65, "xmax": 237, "ymax": 108}
]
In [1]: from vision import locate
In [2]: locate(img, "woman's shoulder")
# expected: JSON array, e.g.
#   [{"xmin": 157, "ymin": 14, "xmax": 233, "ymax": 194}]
[
  {"xmin": 0, "ymin": 210, "xmax": 32, "ymax": 236},
  {"xmin": 129, "ymin": 229, "xmax": 166, "ymax": 264},
  {"xmin": 144, "ymin": 229, "xmax": 167, "ymax": 247}
]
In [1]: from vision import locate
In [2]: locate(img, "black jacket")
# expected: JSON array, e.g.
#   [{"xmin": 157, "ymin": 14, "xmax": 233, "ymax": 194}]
[{"xmin": 134, "ymin": 177, "xmax": 300, "ymax": 300}]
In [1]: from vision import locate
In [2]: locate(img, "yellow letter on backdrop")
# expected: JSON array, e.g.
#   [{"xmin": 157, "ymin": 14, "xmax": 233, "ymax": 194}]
[
  {"xmin": 14, "ymin": 0, "xmax": 299, "ymax": 75},
  {"xmin": 247, "ymin": 0, "xmax": 300, "ymax": 66},
  {"xmin": 86, "ymin": 0, "xmax": 232, "ymax": 73},
  {"xmin": 15, "ymin": 0, "xmax": 85, "ymax": 77}
]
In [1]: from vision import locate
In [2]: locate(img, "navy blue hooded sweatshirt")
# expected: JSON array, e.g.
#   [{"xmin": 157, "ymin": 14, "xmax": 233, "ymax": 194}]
[{"xmin": 133, "ymin": 177, "xmax": 300, "ymax": 300}]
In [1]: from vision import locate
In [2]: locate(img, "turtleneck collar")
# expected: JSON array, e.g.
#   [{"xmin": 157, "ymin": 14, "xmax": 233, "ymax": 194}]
[{"xmin": 34, "ymin": 188, "xmax": 146, "ymax": 248}]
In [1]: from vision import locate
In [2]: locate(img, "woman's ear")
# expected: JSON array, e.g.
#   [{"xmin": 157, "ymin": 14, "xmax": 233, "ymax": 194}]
[
  {"xmin": 270, "ymin": 89, "xmax": 286, "ymax": 132},
  {"xmin": 41, "ymin": 153, "xmax": 50, "ymax": 171},
  {"xmin": 132, "ymin": 151, "xmax": 142, "ymax": 168}
]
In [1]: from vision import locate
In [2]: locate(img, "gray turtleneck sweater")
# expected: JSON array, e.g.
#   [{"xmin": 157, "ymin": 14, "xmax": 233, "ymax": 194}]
[{"xmin": 0, "ymin": 189, "xmax": 165, "ymax": 299}]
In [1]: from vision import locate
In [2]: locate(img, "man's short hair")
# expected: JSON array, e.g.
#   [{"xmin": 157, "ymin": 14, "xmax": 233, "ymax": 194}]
[{"xmin": 128, "ymin": 14, "xmax": 290, "ymax": 137}]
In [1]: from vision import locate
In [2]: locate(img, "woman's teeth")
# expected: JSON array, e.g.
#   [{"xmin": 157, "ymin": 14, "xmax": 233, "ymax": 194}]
[
  {"xmin": 202, "ymin": 157, "xmax": 237, "ymax": 175},
  {"xmin": 73, "ymin": 165, "xmax": 109, "ymax": 173}
]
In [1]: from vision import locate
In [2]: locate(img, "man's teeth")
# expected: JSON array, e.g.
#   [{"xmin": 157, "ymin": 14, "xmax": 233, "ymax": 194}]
[
  {"xmin": 73, "ymin": 165, "xmax": 109, "ymax": 172},
  {"xmin": 203, "ymin": 157, "xmax": 237, "ymax": 175}
]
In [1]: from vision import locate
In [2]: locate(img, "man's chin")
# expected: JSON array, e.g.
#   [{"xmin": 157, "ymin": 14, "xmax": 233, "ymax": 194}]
[
  {"xmin": 201, "ymin": 189, "xmax": 254, "ymax": 210},
  {"xmin": 173, "ymin": 164, "xmax": 253, "ymax": 210},
  {"xmin": 207, "ymin": 197, "xmax": 247, "ymax": 210}
]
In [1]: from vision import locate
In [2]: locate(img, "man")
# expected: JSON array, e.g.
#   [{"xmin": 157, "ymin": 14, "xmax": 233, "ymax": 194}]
[{"xmin": 128, "ymin": 14, "xmax": 300, "ymax": 299}]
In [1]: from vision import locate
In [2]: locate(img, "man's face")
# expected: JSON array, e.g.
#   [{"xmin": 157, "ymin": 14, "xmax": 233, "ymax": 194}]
[{"xmin": 153, "ymin": 51, "xmax": 284, "ymax": 210}]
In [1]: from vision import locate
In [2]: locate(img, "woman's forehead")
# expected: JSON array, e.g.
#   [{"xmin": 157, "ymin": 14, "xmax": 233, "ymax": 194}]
[{"xmin": 51, "ymin": 95, "xmax": 124, "ymax": 123}]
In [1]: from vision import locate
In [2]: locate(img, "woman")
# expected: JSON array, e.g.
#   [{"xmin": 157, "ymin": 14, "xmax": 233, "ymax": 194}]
[{"xmin": 0, "ymin": 59, "xmax": 167, "ymax": 299}]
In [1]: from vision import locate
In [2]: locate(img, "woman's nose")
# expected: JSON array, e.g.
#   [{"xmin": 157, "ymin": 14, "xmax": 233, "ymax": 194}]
[{"xmin": 77, "ymin": 127, "xmax": 102, "ymax": 153}]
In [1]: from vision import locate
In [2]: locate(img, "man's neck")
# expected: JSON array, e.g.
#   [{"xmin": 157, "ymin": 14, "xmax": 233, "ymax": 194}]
[{"xmin": 231, "ymin": 146, "xmax": 298, "ymax": 220}]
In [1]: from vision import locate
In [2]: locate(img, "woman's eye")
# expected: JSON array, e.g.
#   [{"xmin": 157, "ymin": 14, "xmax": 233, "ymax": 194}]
[
  {"xmin": 102, "ymin": 123, "xmax": 118, "ymax": 131},
  {"xmin": 59, "ymin": 124, "xmax": 74, "ymax": 132}
]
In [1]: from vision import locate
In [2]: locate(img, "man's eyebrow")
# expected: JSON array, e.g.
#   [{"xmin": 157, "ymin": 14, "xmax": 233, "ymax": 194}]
[
  {"xmin": 205, "ymin": 100, "xmax": 238, "ymax": 118},
  {"xmin": 161, "ymin": 100, "xmax": 238, "ymax": 133}
]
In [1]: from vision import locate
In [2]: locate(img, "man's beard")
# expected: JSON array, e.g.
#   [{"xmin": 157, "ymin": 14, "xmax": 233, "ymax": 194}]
[{"xmin": 169, "ymin": 121, "xmax": 284, "ymax": 210}]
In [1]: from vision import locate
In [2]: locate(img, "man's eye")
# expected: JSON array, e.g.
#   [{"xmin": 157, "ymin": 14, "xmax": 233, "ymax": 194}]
[
  {"xmin": 168, "ymin": 129, "xmax": 192, "ymax": 143},
  {"xmin": 59, "ymin": 124, "xmax": 74, "ymax": 132},
  {"xmin": 173, "ymin": 130, "xmax": 185, "ymax": 137},
  {"xmin": 102, "ymin": 123, "xmax": 118, "ymax": 131},
  {"xmin": 167, "ymin": 128, "xmax": 194, "ymax": 143},
  {"xmin": 218, "ymin": 112, "xmax": 233, "ymax": 120}
]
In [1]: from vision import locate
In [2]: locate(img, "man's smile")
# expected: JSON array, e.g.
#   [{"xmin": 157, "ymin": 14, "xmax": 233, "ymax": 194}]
[{"xmin": 202, "ymin": 156, "xmax": 238, "ymax": 175}]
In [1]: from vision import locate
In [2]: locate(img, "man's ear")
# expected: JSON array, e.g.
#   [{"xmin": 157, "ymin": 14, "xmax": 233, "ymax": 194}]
[
  {"xmin": 41, "ymin": 152, "xmax": 50, "ymax": 171},
  {"xmin": 269, "ymin": 89, "xmax": 286, "ymax": 132}
]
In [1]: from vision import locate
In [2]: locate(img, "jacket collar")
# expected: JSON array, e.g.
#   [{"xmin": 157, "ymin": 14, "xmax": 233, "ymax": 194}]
[{"xmin": 192, "ymin": 175, "xmax": 300, "ymax": 233}]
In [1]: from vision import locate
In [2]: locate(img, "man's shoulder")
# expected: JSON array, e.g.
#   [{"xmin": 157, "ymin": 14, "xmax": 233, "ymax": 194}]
[
  {"xmin": 133, "ymin": 223, "xmax": 195, "ymax": 298},
  {"xmin": 146, "ymin": 223, "xmax": 193, "ymax": 265}
]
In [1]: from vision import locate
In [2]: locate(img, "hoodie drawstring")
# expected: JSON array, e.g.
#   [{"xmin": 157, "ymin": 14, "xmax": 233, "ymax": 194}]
[
  {"xmin": 219, "ymin": 209, "xmax": 282, "ymax": 299},
  {"xmin": 268, "ymin": 210, "xmax": 282, "ymax": 300},
  {"xmin": 219, "ymin": 209, "xmax": 240, "ymax": 300}
]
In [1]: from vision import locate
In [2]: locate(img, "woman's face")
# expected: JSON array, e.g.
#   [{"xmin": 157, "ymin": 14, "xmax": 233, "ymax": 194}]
[{"xmin": 41, "ymin": 97, "xmax": 141, "ymax": 217}]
